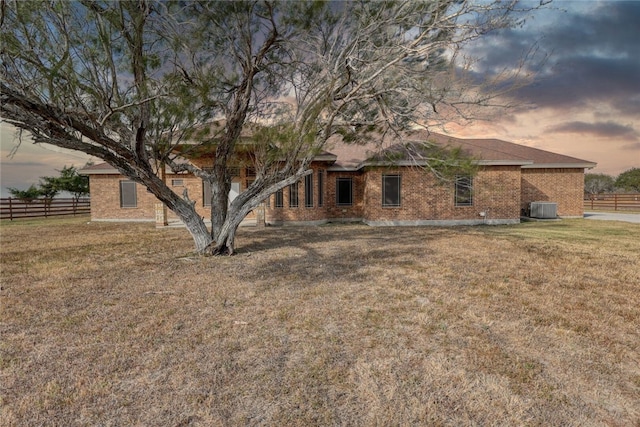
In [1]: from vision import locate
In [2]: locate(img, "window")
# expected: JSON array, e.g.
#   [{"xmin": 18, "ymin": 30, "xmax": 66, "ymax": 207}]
[
  {"xmin": 289, "ymin": 182, "xmax": 299, "ymax": 208},
  {"xmin": 382, "ymin": 174, "xmax": 401, "ymax": 207},
  {"xmin": 336, "ymin": 177, "xmax": 353, "ymax": 206},
  {"xmin": 203, "ymin": 180, "xmax": 211, "ymax": 207},
  {"xmin": 305, "ymin": 173, "xmax": 313, "ymax": 207},
  {"xmin": 120, "ymin": 180, "xmax": 137, "ymax": 208},
  {"xmin": 318, "ymin": 170, "xmax": 324, "ymax": 207},
  {"xmin": 274, "ymin": 189, "xmax": 284, "ymax": 208},
  {"xmin": 455, "ymin": 175, "xmax": 473, "ymax": 206},
  {"xmin": 171, "ymin": 179, "xmax": 184, "ymax": 187}
]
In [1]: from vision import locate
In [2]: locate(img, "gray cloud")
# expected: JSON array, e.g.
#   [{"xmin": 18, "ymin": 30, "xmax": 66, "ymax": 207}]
[
  {"xmin": 469, "ymin": 1, "xmax": 640, "ymax": 114},
  {"xmin": 1, "ymin": 161, "xmax": 50, "ymax": 168},
  {"xmin": 546, "ymin": 121, "xmax": 638, "ymax": 140}
]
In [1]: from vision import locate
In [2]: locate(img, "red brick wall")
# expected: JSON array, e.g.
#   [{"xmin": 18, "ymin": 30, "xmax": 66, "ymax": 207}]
[
  {"xmin": 88, "ymin": 173, "xmax": 249, "ymax": 221},
  {"xmin": 264, "ymin": 165, "xmax": 522, "ymax": 224},
  {"xmin": 91, "ymin": 164, "xmax": 563, "ymax": 224},
  {"xmin": 324, "ymin": 171, "xmax": 365, "ymax": 220},
  {"xmin": 265, "ymin": 166, "xmax": 365, "ymax": 224},
  {"xmin": 521, "ymin": 168, "xmax": 586, "ymax": 217},
  {"xmin": 265, "ymin": 165, "xmax": 350, "ymax": 224},
  {"xmin": 89, "ymin": 175, "xmax": 157, "ymax": 220},
  {"xmin": 362, "ymin": 166, "xmax": 521, "ymax": 223}
]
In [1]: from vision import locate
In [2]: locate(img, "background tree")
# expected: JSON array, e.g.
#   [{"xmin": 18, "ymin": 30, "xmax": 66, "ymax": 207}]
[
  {"xmin": 36, "ymin": 177, "xmax": 59, "ymax": 207},
  {"xmin": 5, "ymin": 165, "xmax": 89, "ymax": 203},
  {"xmin": 615, "ymin": 167, "xmax": 640, "ymax": 193},
  {"xmin": 584, "ymin": 173, "xmax": 616, "ymax": 195},
  {"xmin": 53, "ymin": 165, "xmax": 91, "ymax": 201},
  {"xmin": 7, "ymin": 184, "xmax": 41, "ymax": 202},
  {"xmin": 1, "ymin": 0, "xmax": 544, "ymax": 255}
]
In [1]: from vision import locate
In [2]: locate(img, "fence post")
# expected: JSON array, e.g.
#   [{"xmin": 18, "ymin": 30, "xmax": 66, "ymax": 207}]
[
  {"xmin": 8, "ymin": 197, "xmax": 13, "ymax": 221},
  {"xmin": 614, "ymin": 194, "xmax": 618, "ymax": 211}
]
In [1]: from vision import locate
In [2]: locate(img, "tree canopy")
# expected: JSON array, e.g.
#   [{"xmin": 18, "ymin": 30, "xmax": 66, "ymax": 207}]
[
  {"xmin": 615, "ymin": 167, "xmax": 640, "ymax": 193},
  {"xmin": 584, "ymin": 173, "xmax": 616, "ymax": 195},
  {"xmin": 1, "ymin": 0, "xmax": 544, "ymax": 254},
  {"xmin": 6, "ymin": 165, "xmax": 90, "ymax": 201},
  {"xmin": 7, "ymin": 184, "xmax": 42, "ymax": 202}
]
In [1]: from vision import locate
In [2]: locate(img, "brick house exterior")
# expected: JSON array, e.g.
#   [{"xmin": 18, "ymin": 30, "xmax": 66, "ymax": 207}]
[{"xmin": 80, "ymin": 132, "xmax": 596, "ymax": 225}]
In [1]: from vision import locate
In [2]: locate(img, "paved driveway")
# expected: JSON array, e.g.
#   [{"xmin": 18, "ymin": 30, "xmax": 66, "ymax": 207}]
[{"xmin": 584, "ymin": 211, "xmax": 640, "ymax": 224}]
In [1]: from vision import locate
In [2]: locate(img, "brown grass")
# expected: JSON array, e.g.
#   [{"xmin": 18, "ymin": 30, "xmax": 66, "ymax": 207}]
[{"xmin": 1, "ymin": 217, "xmax": 639, "ymax": 426}]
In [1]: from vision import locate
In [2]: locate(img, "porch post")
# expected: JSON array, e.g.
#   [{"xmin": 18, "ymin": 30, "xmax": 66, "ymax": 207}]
[{"xmin": 156, "ymin": 162, "xmax": 168, "ymax": 227}]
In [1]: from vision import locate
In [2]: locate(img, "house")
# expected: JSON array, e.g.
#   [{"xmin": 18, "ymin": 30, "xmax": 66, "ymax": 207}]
[{"xmin": 80, "ymin": 131, "xmax": 596, "ymax": 226}]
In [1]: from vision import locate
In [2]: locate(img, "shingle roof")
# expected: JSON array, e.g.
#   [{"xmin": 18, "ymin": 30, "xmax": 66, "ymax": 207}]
[
  {"xmin": 326, "ymin": 130, "xmax": 596, "ymax": 170},
  {"xmin": 80, "ymin": 130, "xmax": 597, "ymax": 174}
]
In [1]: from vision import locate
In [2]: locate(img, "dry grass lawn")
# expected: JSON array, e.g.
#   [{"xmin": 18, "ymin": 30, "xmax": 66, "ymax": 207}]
[{"xmin": 1, "ymin": 217, "xmax": 639, "ymax": 426}]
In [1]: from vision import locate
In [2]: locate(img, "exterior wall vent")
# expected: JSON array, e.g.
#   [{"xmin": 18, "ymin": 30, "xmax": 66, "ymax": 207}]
[{"xmin": 529, "ymin": 202, "xmax": 557, "ymax": 219}]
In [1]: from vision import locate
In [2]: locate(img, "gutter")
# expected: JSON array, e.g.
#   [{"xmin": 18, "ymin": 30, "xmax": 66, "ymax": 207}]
[{"xmin": 522, "ymin": 162, "xmax": 597, "ymax": 169}]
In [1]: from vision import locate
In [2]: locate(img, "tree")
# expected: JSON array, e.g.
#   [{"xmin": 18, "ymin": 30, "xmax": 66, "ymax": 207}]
[
  {"xmin": 7, "ymin": 184, "xmax": 41, "ymax": 202},
  {"xmin": 36, "ymin": 177, "xmax": 59, "ymax": 206},
  {"xmin": 1, "ymin": 0, "xmax": 542, "ymax": 255},
  {"xmin": 5, "ymin": 165, "xmax": 89, "ymax": 203},
  {"xmin": 584, "ymin": 173, "xmax": 615, "ymax": 195},
  {"xmin": 615, "ymin": 167, "xmax": 640, "ymax": 193},
  {"xmin": 51, "ymin": 165, "xmax": 91, "ymax": 201}
]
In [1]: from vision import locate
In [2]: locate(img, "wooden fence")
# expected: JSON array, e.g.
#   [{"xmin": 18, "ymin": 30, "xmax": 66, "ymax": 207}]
[
  {"xmin": 0, "ymin": 198, "xmax": 90, "ymax": 220},
  {"xmin": 584, "ymin": 193, "xmax": 640, "ymax": 212}
]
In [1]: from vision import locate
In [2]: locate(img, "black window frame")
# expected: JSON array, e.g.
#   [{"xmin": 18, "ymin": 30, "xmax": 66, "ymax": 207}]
[
  {"xmin": 203, "ymin": 180, "xmax": 211, "ymax": 207},
  {"xmin": 304, "ymin": 173, "xmax": 314, "ymax": 207},
  {"xmin": 274, "ymin": 188, "xmax": 284, "ymax": 208},
  {"xmin": 289, "ymin": 182, "xmax": 299, "ymax": 208},
  {"xmin": 336, "ymin": 177, "xmax": 353, "ymax": 206},
  {"xmin": 119, "ymin": 180, "xmax": 137, "ymax": 208},
  {"xmin": 318, "ymin": 169, "xmax": 324, "ymax": 207},
  {"xmin": 454, "ymin": 175, "xmax": 474, "ymax": 207},
  {"xmin": 382, "ymin": 174, "xmax": 401, "ymax": 207}
]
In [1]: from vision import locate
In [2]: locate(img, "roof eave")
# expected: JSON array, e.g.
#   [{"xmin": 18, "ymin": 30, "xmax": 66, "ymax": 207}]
[
  {"xmin": 79, "ymin": 168, "xmax": 119, "ymax": 175},
  {"xmin": 312, "ymin": 154, "xmax": 338, "ymax": 162},
  {"xmin": 522, "ymin": 162, "xmax": 597, "ymax": 169},
  {"xmin": 476, "ymin": 160, "xmax": 533, "ymax": 166},
  {"xmin": 359, "ymin": 159, "xmax": 533, "ymax": 168},
  {"xmin": 327, "ymin": 165, "xmax": 362, "ymax": 172}
]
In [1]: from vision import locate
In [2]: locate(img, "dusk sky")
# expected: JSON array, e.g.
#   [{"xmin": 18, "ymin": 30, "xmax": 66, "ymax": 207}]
[{"xmin": 1, "ymin": 0, "xmax": 638, "ymax": 197}]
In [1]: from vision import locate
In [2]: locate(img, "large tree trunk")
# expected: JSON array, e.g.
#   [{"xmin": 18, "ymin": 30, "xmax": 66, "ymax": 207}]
[
  {"xmin": 172, "ymin": 200, "xmax": 213, "ymax": 254},
  {"xmin": 140, "ymin": 168, "xmax": 214, "ymax": 254},
  {"xmin": 211, "ymin": 169, "xmax": 313, "ymax": 255},
  {"xmin": 210, "ymin": 166, "xmax": 231, "ymax": 242}
]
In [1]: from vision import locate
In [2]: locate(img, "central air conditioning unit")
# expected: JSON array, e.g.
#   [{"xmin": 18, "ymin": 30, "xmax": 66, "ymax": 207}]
[{"xmin": 529, "ymin": 202, "xmax": 557, "ymax": 219}]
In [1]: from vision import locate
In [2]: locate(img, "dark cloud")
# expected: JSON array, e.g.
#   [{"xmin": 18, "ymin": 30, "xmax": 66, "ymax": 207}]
[
  {"xmin": 469, "ymin": 1, "xmax": 640, "ymax": 114},
  {"xmin": 546, "ymin": 121, "xmax": 638, "ymax": 140},
  {"xmin": 519, "ymin": 55, "xmax": 640, "ymax": 111}
]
